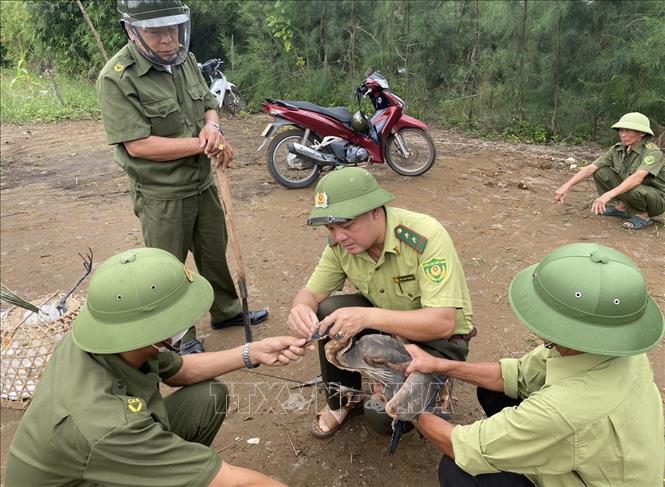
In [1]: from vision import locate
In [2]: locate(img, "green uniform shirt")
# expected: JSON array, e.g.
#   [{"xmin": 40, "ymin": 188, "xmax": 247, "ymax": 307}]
[
  {"xmin": 306, "ymin": 207, "xmax": 473, "ymax": 335},
  {"xmin": 5, "ymin": 334, "xmax": 221, "ymax": 487},
  {"xmin": 452, "ymin": 345, "xmax": 664, "ymax": 487},
  {"xmin": 593, "ymin": 137, "xmax": 665, "ymax": 194},
  {"xmin": 96, "ymin": 43, "xmax": 218, "ymax": 200}
]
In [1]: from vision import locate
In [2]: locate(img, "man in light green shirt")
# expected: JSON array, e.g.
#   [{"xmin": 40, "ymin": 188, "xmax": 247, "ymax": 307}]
[
  {"xmin": 287, "ymin": 167, "xmax": 474, "ymax": 439},
  {"xmin": 398, "ymin": 243, "xmax": 664, "ymax": 487}
]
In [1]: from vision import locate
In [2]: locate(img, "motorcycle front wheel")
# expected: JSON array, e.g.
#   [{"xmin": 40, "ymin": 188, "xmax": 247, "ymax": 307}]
[
  {"xmin": 221, "ymin": 87, "xmax": 246, "ymax": 114},
  {"xmin": 266, "ymin": 129, "xmax": 322, "ymax": 189},
  {"xmin": 385, "ymin": 128, "xmax": 436, "ymax": 176}
]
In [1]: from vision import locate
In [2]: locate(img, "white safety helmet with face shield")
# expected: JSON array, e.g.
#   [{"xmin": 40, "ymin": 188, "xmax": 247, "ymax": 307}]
[{"xmin": 117, "ymin": 0, "xmax": 191, "ymax": 66}]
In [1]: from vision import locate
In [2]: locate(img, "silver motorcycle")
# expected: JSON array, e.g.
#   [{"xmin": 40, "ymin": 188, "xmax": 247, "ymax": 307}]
[{"xmin": 198, "ymin": 58, "xmax": 246, "ymax": 115}]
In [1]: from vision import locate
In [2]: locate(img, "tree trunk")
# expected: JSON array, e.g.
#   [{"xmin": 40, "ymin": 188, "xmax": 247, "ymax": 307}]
[
  {"xmin": 402, "ymin": 0, "xmax": 411, "ymax": 103},
  {"xmin": 549, "ymin": 8, "xmax": 562, "ymax": 136},
  {"xmin": 466, "ymin": 0, "xmax": 480, "ymax": 124},
  {"xmin": 516, "ymin": 0, "xmax": 528, "ymax": 121},
  {"xmin": 74, "ymin": 0, "xmax": 108, "ymax": 63}
]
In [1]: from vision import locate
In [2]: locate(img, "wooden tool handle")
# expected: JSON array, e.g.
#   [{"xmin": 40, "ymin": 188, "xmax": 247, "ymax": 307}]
[{"xmin": 214, "ymin": 165, "xmax": 247, "ymax": 287}]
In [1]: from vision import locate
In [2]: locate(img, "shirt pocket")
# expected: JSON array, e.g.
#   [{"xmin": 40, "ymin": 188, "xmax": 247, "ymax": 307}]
[
  {"xmin": 187, "ymin": 83, "xmax": 210, "ymax": 123},
  {"xmin": 393, "ymin": 278, "xmax": 421, "ymax": 301},
  {"xmin": 141, "ymin": 97, "xmax": 182, "ymax": 137}
]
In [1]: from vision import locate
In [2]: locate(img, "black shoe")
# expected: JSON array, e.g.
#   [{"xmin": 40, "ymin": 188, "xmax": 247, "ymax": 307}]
[
  {"xmin": 178, "ymin": 338, "xmax": 205, "ymax": 355},
  {"xmin": 211, "ymin": 309, "xmax": 269, "ymax": 330}
]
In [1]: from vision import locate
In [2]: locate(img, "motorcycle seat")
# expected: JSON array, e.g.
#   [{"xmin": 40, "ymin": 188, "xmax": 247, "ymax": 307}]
[{"xmin": 271, "ymin": 99, "xmax": 353, "ymax": 124}]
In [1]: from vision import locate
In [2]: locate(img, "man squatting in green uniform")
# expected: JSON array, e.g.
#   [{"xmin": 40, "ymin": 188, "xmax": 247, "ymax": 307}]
[
  {"xmin": 96, "ymin": 0, "xmax": 267, "ymax": 354},
  {"xmin": 555, "ymin": 112, "xmax": 665, "ymax": 230},
  {"xmin": 5, "ymin": 248, "xmax": 308, "ymax": 487},
  {"xmin": 396, "ymin": 243, "xmax": 664, "ymax": 487},
  {"xmin": 287, "ymin": 167, "xmax": 475, "ymax": 438}
]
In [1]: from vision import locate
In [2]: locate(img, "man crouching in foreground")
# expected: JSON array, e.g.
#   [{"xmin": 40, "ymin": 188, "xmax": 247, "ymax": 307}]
[
  {"xmin": 395, "ymin": 243, "xmax": 664, "ymax": 487},
  {"xmin": 5, "ymin": 248, "xmax": 307, "ymax": 487}
]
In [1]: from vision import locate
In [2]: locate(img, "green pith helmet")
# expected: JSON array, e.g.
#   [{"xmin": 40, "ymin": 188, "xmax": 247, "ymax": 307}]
[
  {"xmin": 509, "ymin": 243, "xmax": 664, "ymax": 356},
  {"xmin": 73, "ymin": 248, "xmax": 213, "ymax": 354},
  {"xmin": 611, "ymin": 112, "xmax": 653, "ymax": 135},
  {"xmin": 308, "ymin": 167, "xmax": 394, "ymax": 226},
  {"xmin": 117, "ymin": 0, "xmax": 191, "ymax": 65}
]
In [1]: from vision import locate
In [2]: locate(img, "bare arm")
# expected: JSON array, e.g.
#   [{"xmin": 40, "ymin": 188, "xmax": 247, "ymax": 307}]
[
  {"xmin": 404, "ymin": 344, "xmax": 504, "ymax": 392},
  {"xmin": 554, "ymin": 163, "xmax": 599, "ymax": 202},
  {"xmin": 591, "ymin": 169, "xmax": 649, "ymax": 214},
  {"xmin": 320, "ymin": 306, "xmax": 456, "ymax": 342},
  {"xmin": 124, "ymin": 135, "xmax": 203, "ymax": 161},
  {"xmin": 165, "ymin": 337, "xmax": 307, "ymax": 386},
  {"xmin": 124, "ymin": 110, "xmax": 230, "ymax": 162},
  {"xmin": 415, "ymin": 413, "xmax": 456, "ymax": 458},
  {"xmin": 287, "ymin": 287, "xmax": 329, "ymax": 338},
  {"xmin": 209, "ymin": 462, "xmax": 287, "ymax": 487}
]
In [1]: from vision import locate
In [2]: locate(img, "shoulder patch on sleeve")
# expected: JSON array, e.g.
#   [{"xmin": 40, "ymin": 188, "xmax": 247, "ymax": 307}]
[
  {"xmin": 395, "ymin": 225, "xmax": 427, "ymax": 253},
  {"xmin": 422, "ymin": 257, "xmax": 448, "ymax": 284},
  {"xmin": 643, "ymin": 154, "xmax": 657, "ymax": 165}
]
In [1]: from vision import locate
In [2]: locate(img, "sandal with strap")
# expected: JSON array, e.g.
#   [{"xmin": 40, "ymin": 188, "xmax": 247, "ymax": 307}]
[
  {"xmin": 310, "ymin": 402, "xmax": 362, "ymax": 439},
  {"xmin": 623, "ymin": 215, "xmax": 654, "ymax": 230},
  {"xmin": 602, "ymin": 206, "xmax": 627, "ymax": 218}
]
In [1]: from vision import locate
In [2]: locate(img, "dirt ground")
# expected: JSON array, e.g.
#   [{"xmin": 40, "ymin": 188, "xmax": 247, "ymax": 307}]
[{"xmin": 1, "ymin": 115, "xmax": 663, "ymax": 487}]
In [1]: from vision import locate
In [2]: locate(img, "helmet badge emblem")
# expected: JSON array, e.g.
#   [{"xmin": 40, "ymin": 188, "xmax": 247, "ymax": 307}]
[{"xmin": 314, "ymin": 191, "xmax": 328, "ymax": 208}]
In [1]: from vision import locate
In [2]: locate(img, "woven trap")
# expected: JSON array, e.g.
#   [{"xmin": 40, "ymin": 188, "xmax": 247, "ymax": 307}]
[{"xmin": 1, "ymin": 294, "xmax": 82, "ymax": 409}]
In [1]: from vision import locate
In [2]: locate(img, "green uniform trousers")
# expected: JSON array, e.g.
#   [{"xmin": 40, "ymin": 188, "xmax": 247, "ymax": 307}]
[
  {"xmin": 166, "ymin": 380, "xmax": 229, "ymax": 446},
  {"xmin": 316, "ymin": 294, "xmax": 470, "ymax": 410},
  {"xmin": 593, "ymin": 166, "xmax": 665, "ymax": 217},
  {"xmin": 132, "ymin": 186, "xmax": 242, "ymax": 340}
]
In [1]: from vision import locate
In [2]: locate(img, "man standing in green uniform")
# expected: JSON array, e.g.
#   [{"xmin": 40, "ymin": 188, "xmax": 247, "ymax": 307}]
[
  {"xmin": 97, "ymin": 0, "xmax": 267, "ymax": 354},
  {"xmin": 555, "ymin": 112, "xmax": 664, "ymax": 230},
  {"xmin": 287, "ymin": 167, "xmax": 475, "ymax": 438},
  {"xmin": 5, "ymin": 247, "xmax": 307, "ymax": 487},
  {"xmin": 400, "ymin": 243, "xmax": 664, "ymax": 487}
]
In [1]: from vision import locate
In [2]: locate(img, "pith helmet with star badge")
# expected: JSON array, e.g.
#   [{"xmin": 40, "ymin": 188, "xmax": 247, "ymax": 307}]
[{"xmin": 308, "ymin": 167, "xmax": 394, "ymax": 226}]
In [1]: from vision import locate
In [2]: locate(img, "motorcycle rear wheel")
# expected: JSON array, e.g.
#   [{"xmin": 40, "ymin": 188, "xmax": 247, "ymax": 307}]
[
  {"xmin": 385, "ymin": 128, "xmax": 436, "ymax": 176},
  {"xmin": 221, "ymin": 87, "xmax": 246, "ymax": 114},
  {"xmin": 266, "ymin": 129, "xmax": 322, "ymax": 189}
]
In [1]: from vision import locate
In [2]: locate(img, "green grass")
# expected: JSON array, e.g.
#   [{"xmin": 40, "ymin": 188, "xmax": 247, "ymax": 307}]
[{"xmin": 1, "ymin": 68, "xmax": 100, "ymax": 124}]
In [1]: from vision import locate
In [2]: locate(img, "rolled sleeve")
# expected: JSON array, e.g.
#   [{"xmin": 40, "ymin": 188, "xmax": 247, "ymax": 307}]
[
  {"xmin": 158, "ymin": 351, "xmax": 183, "ymax": 381},
  {"xmin": 500, "ymin": 358, "xmax": 520, "ymax": 399},
  {"xmin": 452, "ymin": 394, "xmax": 575, "ymax": 477},
  {"xmin": 306, "ymin": 246, "xmax": 347, "ymax": 295},
  {"xmin": 452, "ymin": 422, "xmax": 501, "ymax": 475}
]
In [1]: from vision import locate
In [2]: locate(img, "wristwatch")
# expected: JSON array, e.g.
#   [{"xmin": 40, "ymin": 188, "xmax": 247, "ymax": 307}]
[
  {"xmin": 242, "ymin": 342, "xmax": 258, "ymax": 369},
  {"xmin": 207, "ymin": 121, "xmax": 224, "ymax": 134}
]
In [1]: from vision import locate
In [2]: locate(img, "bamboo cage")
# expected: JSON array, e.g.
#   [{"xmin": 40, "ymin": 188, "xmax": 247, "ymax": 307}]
[{"xmin": 1, "ymin": 294, "xmax": 82, "ymax": 409}]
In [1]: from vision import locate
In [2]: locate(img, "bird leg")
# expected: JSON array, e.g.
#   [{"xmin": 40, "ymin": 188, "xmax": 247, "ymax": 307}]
[{"xmin": 56, "ymin": 248, "xmax": 93, "ymax": 315}]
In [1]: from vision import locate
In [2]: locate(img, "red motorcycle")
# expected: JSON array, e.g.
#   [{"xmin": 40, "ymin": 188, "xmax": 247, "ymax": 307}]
[{"xmin": 257, "ymin": 71, "xmax": 436, "ymax": 188}]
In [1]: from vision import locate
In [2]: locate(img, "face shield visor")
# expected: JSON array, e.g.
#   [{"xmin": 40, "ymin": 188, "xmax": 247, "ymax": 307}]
[{"xmin": 122, "ymin": 5, "xmax": 190, "ymax": 65}]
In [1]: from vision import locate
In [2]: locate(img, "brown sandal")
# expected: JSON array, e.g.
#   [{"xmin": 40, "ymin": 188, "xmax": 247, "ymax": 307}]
[{"xmin": 310, "ymin": 403, "xmax": 361, "ymax": 439}]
